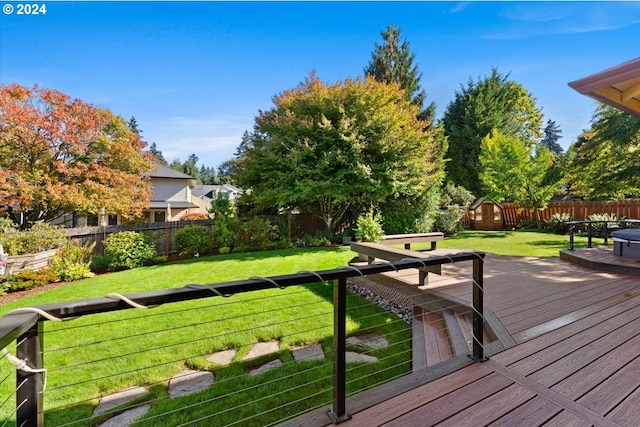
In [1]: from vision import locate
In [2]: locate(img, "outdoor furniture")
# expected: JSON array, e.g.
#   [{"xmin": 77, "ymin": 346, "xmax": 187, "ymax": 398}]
[
  {"xmin": 381, "ymin": 232, "xmax": 444, "ymax": 250},
  {"xmin": 612, "ymin": 229, "xmax": 640, "ymax": 259},
  {"xmin": 350, "ymin": 241, "xmax": 442, "ymax": 285}
]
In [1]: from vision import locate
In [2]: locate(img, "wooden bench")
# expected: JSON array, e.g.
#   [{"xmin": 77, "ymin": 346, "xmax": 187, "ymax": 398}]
[
  {"xmin": 350, "ymin": 241, "xmax": 441, "ymax": 286},
  {"xmin": 382, "ymin": 232, "xmax": 444, "ymax": 251}
]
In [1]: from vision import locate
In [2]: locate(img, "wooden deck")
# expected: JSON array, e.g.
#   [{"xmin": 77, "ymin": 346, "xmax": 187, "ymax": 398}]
[{"xmin": 283, "ymin": 248, "xmax": 640, "ymax": 427}]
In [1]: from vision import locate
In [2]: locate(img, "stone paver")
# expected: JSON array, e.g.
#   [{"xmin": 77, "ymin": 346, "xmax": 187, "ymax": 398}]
[
  {"xmin": 242, "ymin": 341, "xmax": 279, "ymax": 360},
  {"xmin": 206, "ymin": 349, "xmax": 236, "ymax": 365},
  {"xmin": 168, "ymin": 369, "xmax": 215, "ymax": 398},
  {"xmin": 291, "ymin": 344, "xmax": 325, "ymax": 362},
  {"xmin": 97, "ymin": 404, "xmax": 150, "ymax": 427},
  {"xmin": 346, "ymin": 351, "xmax": 378, "ymax": 363},
  {"xmin": 93, "ymin": 386, "xmax": 148, "ymax": 416},
  {"xmin": 248, "ymin": 359, "xmax": 282, "ymax": 376},
  {"xmin": 346, "ymin": 333, "xmax": 389, "ymax": 349}
]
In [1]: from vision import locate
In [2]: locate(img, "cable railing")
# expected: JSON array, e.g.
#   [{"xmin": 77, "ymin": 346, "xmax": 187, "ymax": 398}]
[
  {"xmin": 566, "ymin": 219, "xmax": 640, "ymax": 250},
  {"xmin": 0, "ymin": 251, "xmax": 485, "ymax": 427}
]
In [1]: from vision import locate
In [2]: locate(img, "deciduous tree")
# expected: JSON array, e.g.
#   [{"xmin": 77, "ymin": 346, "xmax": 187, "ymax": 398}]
[
  {"xmin": 479, "ymin": 129, "xmax": 562, "ymax": 226},
  {"xmin": 0, "ymin": 84, "xmax": 154, "ymax": 223},
  {"xmin": 234, "ymin": 73, "xmax": 445, "ymax": 231},
  {"xmin": 566, "ymin": 105, "xmax": 640, "ymax": 198}
]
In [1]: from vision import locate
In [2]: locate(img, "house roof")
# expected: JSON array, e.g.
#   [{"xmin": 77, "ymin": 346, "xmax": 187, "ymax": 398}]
[
  {"xmin": 192, "ymin": 184, "xmax": 243, "ymax": 199},
  {"xmin": 469, "ymin": 196, "xmax": 502, "ymax": 210},
  {"xmin": 144, "ymin": 162, "xmax": 195, "ymax": 180},
  {"xmin": 149, "ymin": 201, "xmax": 198, "ymax": 209},
  {"xmin": 568, "ymin": 57, "xmax": 640, "ymax": 117}
]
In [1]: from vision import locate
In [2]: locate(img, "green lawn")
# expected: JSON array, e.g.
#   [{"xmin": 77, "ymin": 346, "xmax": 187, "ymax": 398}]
[
  {"xmin": 0, "ymin": 247, "xmax": 411, "ymax": 426},
  {"xmin": 415, "ymin": 229, "xmax": 591, "ymax": 257}
]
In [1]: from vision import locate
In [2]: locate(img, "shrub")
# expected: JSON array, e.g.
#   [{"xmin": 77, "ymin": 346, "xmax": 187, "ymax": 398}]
[
  {"xmin": 434, "ymin": 210, "xmax": 462, "ymax": 235},
  {"xmin": 213, "ymin": 216, "xmax": 241, "ymax": 250},
  {"xmin": 90, "ymin": 254, "xmax": 112, "ymax": 273},
  {"xmin": 588, "ymin": 213, "xmax": 620, "ymax": 234},
  {"xmin": 355, "ymin": 211, "xmax": 384, "ymax": 242},
  {"xmin": 219, "ymin": 246, "xmax": 230, "ymax": 254},
  {"xmin": 545, "ymin": 213, "xmax": 573, "ymax": 234},
  {"xmin": 50, "ymin": 242, "xmax": 96, "ymax": 281},
  {"xmin": 174, "ymin": 225, "xmax": 215, "ymax": 257},
  {"xmin": 234, "ymin": 217, "xmax": 284, "ymax": 252},
  {"xmin": 2, "ymin": 268, "xmax": 59, "ymax": 293},
  {"xmin": 0, "ymin": 222, "xmax": 66, "ymax": 255},
  {"xmin": 104, "ymin": 231, "xmax": 157, "ymax": 270}
]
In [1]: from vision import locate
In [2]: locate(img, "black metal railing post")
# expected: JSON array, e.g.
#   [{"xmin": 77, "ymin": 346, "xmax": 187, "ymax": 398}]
[
  {"xmin": 469, "ymin": 257, "xmax": 488, "ymax": 362},
  {"xmin": 603, "ymin": 221, "xmax": 609, "ymax": 245},
  {"xmin": 16, "ymin": 321, "xmax": 44, "ymax": 427},
  {"xmin": 587, "ymin": 222, "xmax": 593, "ymax": 248},
  {"xmin": 569, "ymin": 224, "xmax": 575, "ymax": 250},
  {"xmin": 328, "ymin": 277, "xmax": 350, "ymax": 423}
]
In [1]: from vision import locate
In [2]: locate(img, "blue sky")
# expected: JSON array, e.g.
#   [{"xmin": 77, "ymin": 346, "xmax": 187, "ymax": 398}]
[{"xmin": 1, "ymin": 1, "xmax": 639, "ymax": 169}]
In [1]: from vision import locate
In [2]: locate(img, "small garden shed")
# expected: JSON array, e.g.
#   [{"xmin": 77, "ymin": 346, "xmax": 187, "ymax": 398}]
[{"xmin": 469, "ymin": 196, "xmax": 504, "ymax": 230}]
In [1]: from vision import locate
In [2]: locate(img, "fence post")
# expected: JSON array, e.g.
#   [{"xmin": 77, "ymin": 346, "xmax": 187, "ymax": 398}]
[
  {"xmin": 328, "ymin": 277, "xmax": 351, "ymax": 423},
  {"xmin": 470, "ymin": 257, "xmax": 487, "ymax": 362},
  {"xmin": 16, "ymin": 321, "xmax": 44, "ymax": 427}
]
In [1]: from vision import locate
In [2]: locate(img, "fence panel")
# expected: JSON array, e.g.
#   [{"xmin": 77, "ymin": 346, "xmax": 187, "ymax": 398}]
[
  {"xmin": 65, "ymin": 220, "xmax": 212, "ymax": 256},
  {"xmin": 483, "ymin": 200, "xmax": 640, "ymax": 228}
]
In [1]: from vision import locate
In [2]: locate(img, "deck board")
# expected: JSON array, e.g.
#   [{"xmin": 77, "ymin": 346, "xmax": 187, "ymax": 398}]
[{"xmin": 282, "ymin": 249, "xmax": 640, "ymax": 427}]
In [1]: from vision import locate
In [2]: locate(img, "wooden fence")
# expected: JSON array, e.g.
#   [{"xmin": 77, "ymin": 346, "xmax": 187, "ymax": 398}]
[
  {"xmin": 66, "ymin": 220, "xmax": 212, "ymax": 256},
  {"xmin": 499, "ymin": 200, "xmax": 640, "ymax": 228}
]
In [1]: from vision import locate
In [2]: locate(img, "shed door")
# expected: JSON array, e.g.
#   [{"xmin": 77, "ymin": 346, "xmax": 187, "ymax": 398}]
[{"xmin": 482, "ymin": 203, "xmax": 498, "ymax": 230}]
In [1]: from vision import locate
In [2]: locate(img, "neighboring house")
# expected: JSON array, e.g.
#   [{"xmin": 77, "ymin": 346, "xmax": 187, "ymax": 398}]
[
  {"xmin": 191, "ymin": 184, "xmax": 243, "ymax": 214},
  {"xmin": 144, "ymin": 163, "xmax": 201, "ymax": 222},
  {"xmin": 54, "ymin": 163, "xmax": 204, "ymax": 227}
]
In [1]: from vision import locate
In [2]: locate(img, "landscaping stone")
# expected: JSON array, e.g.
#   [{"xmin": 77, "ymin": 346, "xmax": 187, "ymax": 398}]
[
  {"xmin": 242, "ymin": 341, "xmax": 279, "ymax": 360},
  {"xmin": 346, "ymin": 352, "xmax": 378, "ymax": 363},
  {"xmin": 93, "ymin": 386, "xmax": 148, "ymax": 416},
  {"xmin": 97, "ymin": 404, "xmax": 150, "ymax": 427},
  {"xmin": 291, "ymin": 344, "xmax": 325, "ymax": 362},
  {"xmin": 206, "ymin": 349, "xmax": 236, "ymax": 366},
  {"xmin": 248, "ymin": 359, "xmax": 282, "ymax": 376},
  {"xmin": 168, "ymin": 369, "xmax": 214, "ymax": 398},
  {"xmin": 346, "ymin": 333, "xmax": 389, "ymax": 350}
]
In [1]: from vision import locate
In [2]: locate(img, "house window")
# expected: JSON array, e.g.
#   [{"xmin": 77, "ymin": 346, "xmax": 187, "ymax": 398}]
[
  {"xmin": 86, "ymin": 214, "xmax": 99, "ymax": 226},
  {"xmin": 154, "ymin": 211, "xmax": 166, "ymax": 223},
  {"xmin": 108, "ymin": 215, "xmax": 118, "ymax": 226},
  {"xmin": 475, "ymin": 211, "xmax": 482, "ymax": 222}
]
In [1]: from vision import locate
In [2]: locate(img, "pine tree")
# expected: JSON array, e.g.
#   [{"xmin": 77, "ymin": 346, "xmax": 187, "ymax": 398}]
[
  {"xmin": 541, "ymin": 119, "xmax": 564, "ymax": 157},
  {"xmin": 128, "ymin": 116, "xmax": 142, "ymax": 135},
  {"xmin": 364, "ymin": 25, "xmax": 435, "ymax": 123},
  {"xmin": 149, "ymin": 142, "xmax": 167, "ymax": 164}
]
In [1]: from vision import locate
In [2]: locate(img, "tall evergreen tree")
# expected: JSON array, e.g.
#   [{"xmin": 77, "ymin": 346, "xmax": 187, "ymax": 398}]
[
  {"xmin": 127, "ymin": 116, "xmax": 142, "ymax": 135},
  {"xmin": 442, "ymin": 68, "xmax": 543, "ymax": 196},
  {"xmin": 541, "ymin": 119, "xmax": 564, "ymax": 157},
  {"xmin": 364, "ymin": 25, "xmax": 435, "ymax": 123},
  {"xmin": 148, "ymin": 142, "xmax": 167, "ymax": 164}
]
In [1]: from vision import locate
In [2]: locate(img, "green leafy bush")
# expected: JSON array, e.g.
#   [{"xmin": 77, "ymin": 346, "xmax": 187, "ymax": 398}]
[
  {"xmin": 545, "ymin": 212, "xmax": 573, "ymax": 234},
  {"xmin": 90, "ymin": 254, "xmax": 112, "ymax": 273},
  {"xmin": 0, "ymin": 222, "xmax": 66, "ymax": 255},
  {"xmin": 588, "ymin": 212, "xmax": 620, "ymax": 234},
  {"xmin": 355, "ymin": 211, "xmax": 384, "ymax": 242},
  {"xmin": 174, "ymin": 225, "xmax": 215, "ymax": 257},
  {"xmin": 104, "ymin": 231, "xmax": 157, "ymax": 270},
  {"xmin": 213, "ymin": 216, "xmax": 241, "ymax": 250},
  {"xmin": 434, "ymin": 210, "xmax": 462, "ymax": 235},
  {"xmin": 50, "ymin": 242, "xmax": 95, "ymax": 281},
  {"xmin": 2, "ymin": 268, "xmax": 59, "ymax": 293},
  {"xmin": 234, "ymin": 217, "xmax": 284, "ymax": 252}
]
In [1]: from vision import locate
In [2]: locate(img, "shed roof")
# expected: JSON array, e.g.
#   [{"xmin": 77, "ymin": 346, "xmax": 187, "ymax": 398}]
[
  {"xmin": 568, "ymin": 57, "xmax": 640, "ymax": 117},
  {"xmin": 469, "ymin": 196, "xmax": 502, "ymax": 210}
]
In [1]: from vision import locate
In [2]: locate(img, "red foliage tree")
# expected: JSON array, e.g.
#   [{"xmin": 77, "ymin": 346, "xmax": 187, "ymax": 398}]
[{"xmin": 0, "ymin": 84, "xmax": 155, "ymax": 223}]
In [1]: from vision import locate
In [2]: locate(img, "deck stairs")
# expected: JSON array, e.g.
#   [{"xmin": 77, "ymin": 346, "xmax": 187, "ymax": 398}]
[{"xmin": 351, "ymin": 272, "xmax": 515, "ymax": 372}]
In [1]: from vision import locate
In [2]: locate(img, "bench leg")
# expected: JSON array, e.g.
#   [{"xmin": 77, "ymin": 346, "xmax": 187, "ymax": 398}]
[
  {"xmin": 430, "ymin": 242, "xmax": 436, "ymax": 251},
  {"xmin": 419, "ymin": 271, "xmax": 428, "ymax": 286},
  {"xmin": 404, "ymin": 243, "xmax": 411, "ymax": 250}
]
